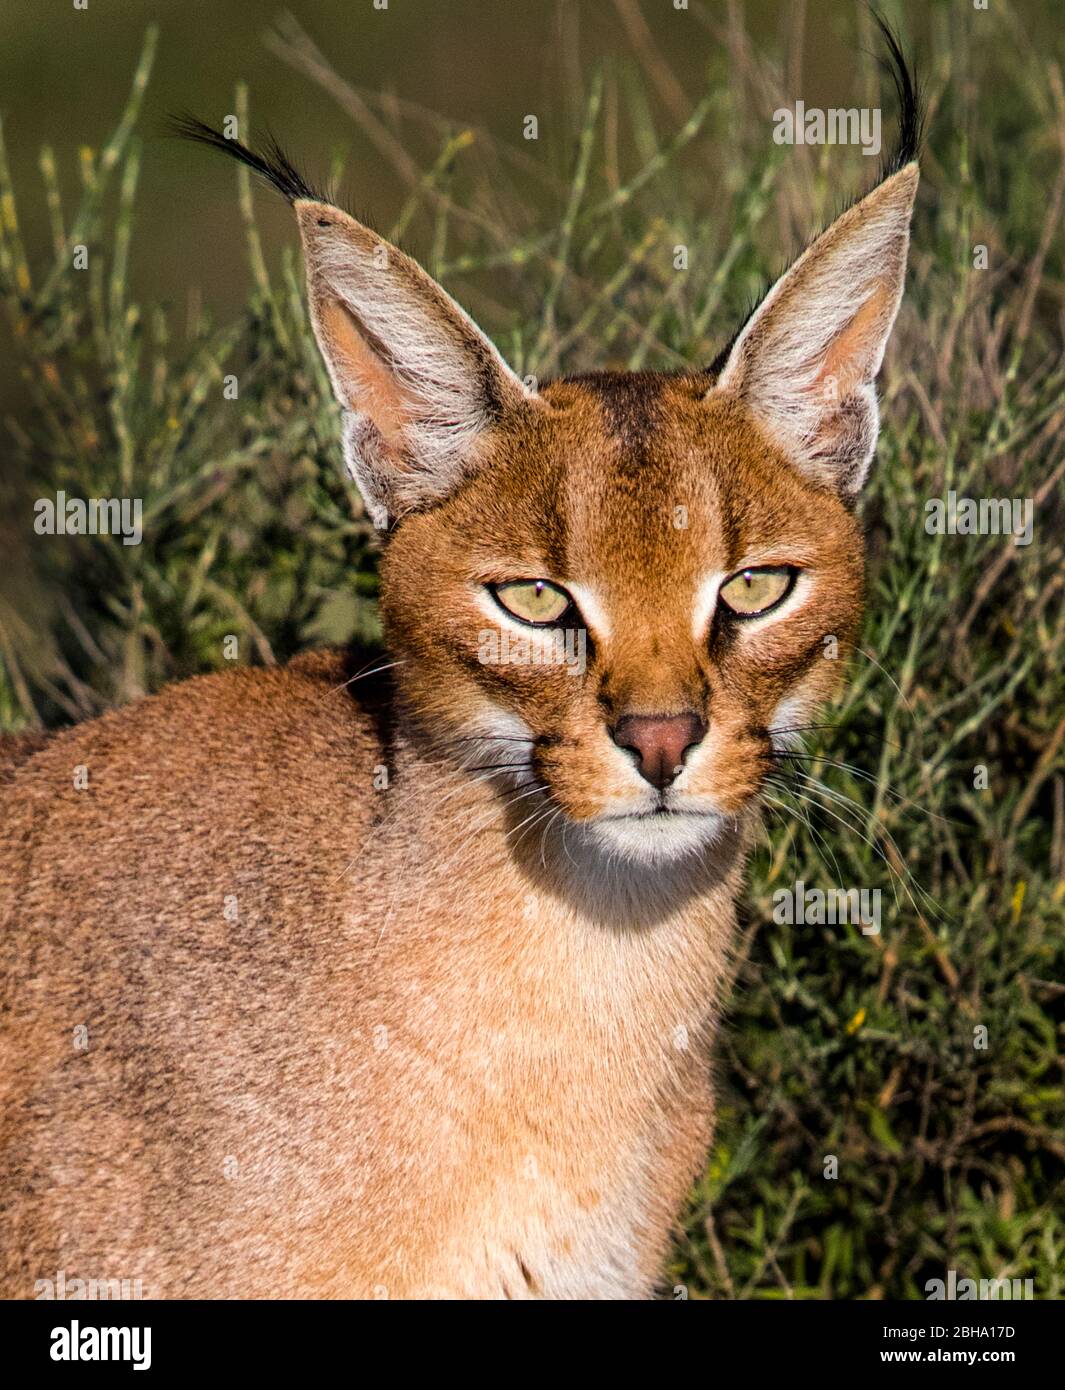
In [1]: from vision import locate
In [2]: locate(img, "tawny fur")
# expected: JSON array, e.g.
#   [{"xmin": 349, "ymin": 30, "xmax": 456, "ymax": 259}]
[
  {"xmin": 0, "ymin": 646, "xmax": 738, "ymax": 1298},
  {"xmin": 0, "ymin": 160, "xmax": 917, "ymax": 1299}
]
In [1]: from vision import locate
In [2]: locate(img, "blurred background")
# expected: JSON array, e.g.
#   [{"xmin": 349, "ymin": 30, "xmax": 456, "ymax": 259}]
[
  {"xmin": 1, "ymin": 0, "xmax": 1062, "ymax": 1299},
  {"xmin": 0, "ymin": 0, "xmax": 1056, "ymax": 407},
  {"xmin": 0, "ymin": 0, "xmax": 957, "ymax": 365}
]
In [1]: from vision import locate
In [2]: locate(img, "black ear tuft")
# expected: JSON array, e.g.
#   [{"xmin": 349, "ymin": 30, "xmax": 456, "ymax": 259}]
[
  {"xmin": 703, "ymin": 13, "xmax": 923, "ymax": 377},
  {"xmin": 166, "ymin": 113, "xmax": 331, "ymax": 205},
  {"xmin": 869, "ymin": 8, "xmax": 924, "ymax": 176}
]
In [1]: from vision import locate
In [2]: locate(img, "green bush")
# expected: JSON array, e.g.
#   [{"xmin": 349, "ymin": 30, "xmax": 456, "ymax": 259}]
[{"xmin": 2, "ymin": 13, "xmax": 1061, "ymax": 1298}]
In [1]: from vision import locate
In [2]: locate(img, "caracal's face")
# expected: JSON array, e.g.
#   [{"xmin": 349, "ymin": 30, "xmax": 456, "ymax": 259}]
[
  {"xmin": 285, "ymin": 156, "xmax": 914, "ymax": 867},
  {"xmin": 382, "ymin": 370, "xmax": 865, "ymax": 865},
  {"xmin": 180, "ymin": 91, "xmax": 916, "ymax": 868}
]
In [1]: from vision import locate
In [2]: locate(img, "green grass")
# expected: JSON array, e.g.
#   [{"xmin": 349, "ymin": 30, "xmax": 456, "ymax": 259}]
[{"xmin": 1, "ymin": 7, "xmax": 1062, "ymax": 1299}]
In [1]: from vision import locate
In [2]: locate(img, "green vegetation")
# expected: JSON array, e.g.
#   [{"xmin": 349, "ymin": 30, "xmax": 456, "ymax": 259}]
[{"xmin": 2, "ymin": 9, "xmax": 1061, "ymax": 1298}]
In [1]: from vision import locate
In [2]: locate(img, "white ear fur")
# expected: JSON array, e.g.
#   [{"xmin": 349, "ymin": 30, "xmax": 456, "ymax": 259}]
[
  {"xmin": 295, "ymin": 201, "xmax": 532, "ymax": 527},
  {"xmin": 712, "ymin": 164, "xmax": 919, "ymax": 499}
]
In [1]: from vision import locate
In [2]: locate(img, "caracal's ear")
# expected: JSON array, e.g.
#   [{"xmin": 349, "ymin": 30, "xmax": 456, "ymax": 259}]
[
  {"xmin": 295, "ymin": 202, "xmax": 533, "ymax": 528},
  {"xmin": 170, "ymin": 117, "xmax": 533, "ymax": 528},
  {"xmin": 711, "ymin": 163, "xmax": 918, "ymax": 501}
]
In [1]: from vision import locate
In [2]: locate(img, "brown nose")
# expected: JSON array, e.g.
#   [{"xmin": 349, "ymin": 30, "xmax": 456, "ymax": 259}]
[{"xmin": 611, "ymin": 713, "xmax": 707, "ymax": 789}]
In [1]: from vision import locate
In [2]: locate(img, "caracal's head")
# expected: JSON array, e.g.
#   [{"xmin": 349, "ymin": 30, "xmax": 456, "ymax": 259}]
[{"xmin": 179, "ymin": 50, "xmax": 919, "ymax": 869}]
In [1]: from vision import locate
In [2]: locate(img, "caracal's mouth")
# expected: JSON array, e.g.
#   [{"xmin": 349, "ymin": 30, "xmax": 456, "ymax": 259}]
[{"xmin": 573, "ymin": 802, "xmax": 732, "ymax": 865}]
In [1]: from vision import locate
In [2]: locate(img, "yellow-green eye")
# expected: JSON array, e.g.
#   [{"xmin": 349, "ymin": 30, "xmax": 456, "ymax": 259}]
[
  {"xmin": 718, "ymin": 567, "xmax": 796, "ymax": 617},
  {"xmin": 491, "ymin": 579, "xmax": 574, "ymax": 626}
]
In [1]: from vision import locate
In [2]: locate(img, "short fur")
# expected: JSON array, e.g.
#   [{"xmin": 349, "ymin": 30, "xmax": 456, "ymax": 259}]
[{"xmin": 1, "ymin": 35, "xmax": 921, "ymax": 1299}]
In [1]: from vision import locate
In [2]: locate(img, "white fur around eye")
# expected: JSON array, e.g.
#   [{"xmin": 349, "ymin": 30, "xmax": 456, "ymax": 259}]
[
  {"xmin": 692, "ymin": 569, "xmax": 810, "ymax": 641},
  {"xmin": 691, "ymin": 572, "xmax": 726, "ymax": 642},
  {"xmin": 727, "ymin": 570, "xmax": 811, "ymax": 632},
  {"xmin": 719, "ymin": 568, "xmax": 792, "ymax": 615},
  {"xmin": 474, "ymin": 587, "xmax": 531, "ymax": 637},
  {"xmin": 564, "ymin": 583, "xmax": 611, "ymax": 643}
]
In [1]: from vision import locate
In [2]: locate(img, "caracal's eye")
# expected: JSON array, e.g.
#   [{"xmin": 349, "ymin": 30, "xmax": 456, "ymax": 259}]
[
  {"xmin": 718, "ymin": 566, "xmax": 796, "ymax": 618},
  {"xmin": 490, "ymin": 579, "xmax": 573, "ymax": 626}
]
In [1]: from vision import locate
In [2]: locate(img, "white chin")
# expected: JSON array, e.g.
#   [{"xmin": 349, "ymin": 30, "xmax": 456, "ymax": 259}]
[{"xmin": 580, "ymin": 811, "xmax": 727, "ymax": 865}]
